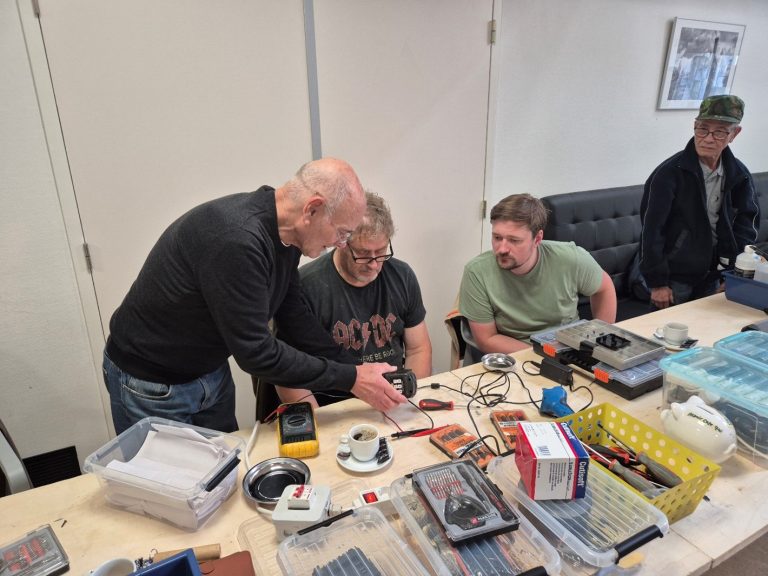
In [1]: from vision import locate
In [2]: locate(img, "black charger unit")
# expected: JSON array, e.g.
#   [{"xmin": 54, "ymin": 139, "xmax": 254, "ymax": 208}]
[
  {"xmin": 383, "ymin": 369, "xmax": 418, "ymax": 398},
  {"xmin": 539, "ymin": 357, "xmax": 574, "ymax": 387}
]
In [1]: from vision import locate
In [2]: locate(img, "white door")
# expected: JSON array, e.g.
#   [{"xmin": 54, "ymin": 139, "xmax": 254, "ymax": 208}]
[
  {"xmin": 314, "ymin": 0, "xmax": 493, "ymax": 372},
  {"xmin": 37, "ymin": 0, "xmax": 313, "ymax": 424}
]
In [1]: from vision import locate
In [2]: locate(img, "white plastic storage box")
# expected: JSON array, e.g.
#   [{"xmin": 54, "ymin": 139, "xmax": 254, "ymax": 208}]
[
  {"xmin": 277, "ymin": 506, "xmax": 429, "ymax": 576},
  {"xmin": 660, "ymin": 346, "xmax": 768, "ymax": 468},
  {"xmin": 389, "ymin": 475, "xmax": 561, "ymax": 576},
  {"xmin": 714, "ymin": 330, "xmax": 768, "ymax": 367},
  {"xmin": 83, "ymin": 417, "xmax": 243, "ymax": 530},
  {"xmin": 487, "ymin": 455, "xmax": 668, "ymax": 576}
]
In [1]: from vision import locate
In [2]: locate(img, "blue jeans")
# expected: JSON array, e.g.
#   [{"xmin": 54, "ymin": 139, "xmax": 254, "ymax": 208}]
[{"xmin": 103, "ymin": 352, "xmax": 238, "ymax": 434}]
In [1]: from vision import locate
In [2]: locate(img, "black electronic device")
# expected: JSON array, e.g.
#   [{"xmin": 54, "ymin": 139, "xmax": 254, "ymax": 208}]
[
  {"xmin": 383, "ymin": 368, "xmax": 417, "ymax": 398},
  {"xmin": 277, "ymin": 402, "xmax": 319, "ymax": 458}
]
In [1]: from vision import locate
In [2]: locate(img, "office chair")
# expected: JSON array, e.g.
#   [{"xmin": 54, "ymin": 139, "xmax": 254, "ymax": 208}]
[
  {"xmin": 0, "ymin": 416, "xmax": 32, "ymax": 495},
  {"xmin": 253, "ymin": 376, "xmax": 282, "ymax": 423},
  {"xmin": 444, "ymin": 308, "xmax": 483, "ymax": 369}
]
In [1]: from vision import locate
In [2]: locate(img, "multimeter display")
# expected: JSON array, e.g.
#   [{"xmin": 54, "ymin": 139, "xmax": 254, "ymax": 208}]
[{"xmin": 277, "ymin": 402, "xmax": 319, "ymax": 458}]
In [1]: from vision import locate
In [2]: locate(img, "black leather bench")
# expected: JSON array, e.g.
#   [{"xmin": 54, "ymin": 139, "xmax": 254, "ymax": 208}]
[{"xmin": 542, "ymin": 171, "xmax": 768, "ymax": 322}]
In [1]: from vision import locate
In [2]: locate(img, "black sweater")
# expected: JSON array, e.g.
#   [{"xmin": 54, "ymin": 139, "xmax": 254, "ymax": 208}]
[{"xmin": 107, "ymin": 187, "xmax": 356, "ymax": 391}]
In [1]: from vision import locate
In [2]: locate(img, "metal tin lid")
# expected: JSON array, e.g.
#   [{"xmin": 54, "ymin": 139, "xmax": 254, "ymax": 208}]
[{"xmin": 242, "ymin": 457, "xmax": 311, "ymax": 505}]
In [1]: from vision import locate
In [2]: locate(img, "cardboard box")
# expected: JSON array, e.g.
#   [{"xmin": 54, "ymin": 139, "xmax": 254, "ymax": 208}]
[{"xmin": 515, "ymin": 422, "xmax": 589, "ymax": 500}]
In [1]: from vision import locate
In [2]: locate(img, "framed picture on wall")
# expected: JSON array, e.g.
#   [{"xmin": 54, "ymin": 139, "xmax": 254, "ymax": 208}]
[{"xmin": 658, "ymin": 18, "xmax": 746, "ymax": 110}]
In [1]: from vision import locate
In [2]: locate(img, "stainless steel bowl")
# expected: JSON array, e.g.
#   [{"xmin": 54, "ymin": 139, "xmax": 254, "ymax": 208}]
[
  {"xmin": 242, "ymin": 457, "xmax": 311, "ymax": 505},
  {"xmin": 481, "ymin": 352, "xmax": 516, "ymax": 372}
]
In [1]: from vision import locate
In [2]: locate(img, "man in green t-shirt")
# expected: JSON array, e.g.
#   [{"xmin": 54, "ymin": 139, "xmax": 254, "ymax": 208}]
[{"xmin": 459, "ymin": 194, "xmax": 617, "ymax": 354}]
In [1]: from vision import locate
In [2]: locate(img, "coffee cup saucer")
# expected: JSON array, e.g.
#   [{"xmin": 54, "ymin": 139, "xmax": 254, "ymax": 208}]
[
  {"xmin": 337, "ymin": 437, "xmax": 393, "ymax": 473},
  {"xmin": 653, "ymin": 329, "xmax": 696, "ymax": 351}
]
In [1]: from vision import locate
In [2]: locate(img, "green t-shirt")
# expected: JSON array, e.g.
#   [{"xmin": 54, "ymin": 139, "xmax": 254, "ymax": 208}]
[{"xmin": 459, "ymin": 240, "xmax": 604, "ymax": 341}]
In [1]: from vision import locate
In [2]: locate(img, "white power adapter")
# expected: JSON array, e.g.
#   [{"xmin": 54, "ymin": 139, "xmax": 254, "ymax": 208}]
[{"xmin": 271, "ymin": 484, "xmax": 332, "ymax": 541}]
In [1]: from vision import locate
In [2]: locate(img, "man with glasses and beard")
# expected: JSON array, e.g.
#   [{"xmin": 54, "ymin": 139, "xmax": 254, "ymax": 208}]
[
  {"xmin": 274, "ymin": 191, "xmax": 432, "ymax": 407},
  {"xmin": 459, "ymin": 193, "xmax": 616, "ymax": 354},
  {"xmin": 634, "ymin": 94, "xmax": 759, "ymax": 309}
]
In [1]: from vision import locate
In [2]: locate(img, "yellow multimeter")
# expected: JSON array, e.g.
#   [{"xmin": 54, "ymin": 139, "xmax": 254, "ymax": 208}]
[{"xmin": 277, "ymin": 402, "xmax": 319, "ymax": 458}]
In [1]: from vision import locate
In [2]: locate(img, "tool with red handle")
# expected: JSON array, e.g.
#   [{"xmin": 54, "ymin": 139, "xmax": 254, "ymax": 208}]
[{"xmin": 419, "ymin": 398, "xmax": 454, "ymax": 411}]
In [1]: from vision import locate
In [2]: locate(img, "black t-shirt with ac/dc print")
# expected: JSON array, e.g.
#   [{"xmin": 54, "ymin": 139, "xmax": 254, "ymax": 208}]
[{"xmin": 282, "ymin": 250, "xmax": 426, "ymax": 403}]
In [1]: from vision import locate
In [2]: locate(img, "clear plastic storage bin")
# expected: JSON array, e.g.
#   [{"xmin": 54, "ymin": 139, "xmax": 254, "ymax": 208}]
[
  {"xmin": 660, "ymin": 346, "xmax": 768, "ymax": 468},
  {"xmin": 714, "ymin": 330, "xmax": 768, "ymax": 366},
  {"xmin": 389, "ymin": 475, "xmax": 561, "ymax": 576},
  {"xmin": 83, "ymin": 417, "xmax": 243, "ymax": 530},
  {"xmin": 487, "ymin": 454, "xmax": 668, "ymax": 575},
  {"xmin": 277, "ymin": 507, "xmax": 429, "ymax": 576}
]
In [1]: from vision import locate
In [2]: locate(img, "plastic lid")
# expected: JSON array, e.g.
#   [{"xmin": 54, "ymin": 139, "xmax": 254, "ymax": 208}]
[{"xmin": 277, "ymin": 507, "xmax": 429, "ymax": 576}]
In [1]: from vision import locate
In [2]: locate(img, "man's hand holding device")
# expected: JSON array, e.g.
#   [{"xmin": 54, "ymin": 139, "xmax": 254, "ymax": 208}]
[{"xmin": 352, "ymin": 363, "xmax": 407, "ymax": 412}]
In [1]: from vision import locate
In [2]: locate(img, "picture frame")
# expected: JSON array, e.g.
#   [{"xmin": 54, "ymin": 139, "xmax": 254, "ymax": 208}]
[{"xmin": 658, "ymin": 18, "xmax": 746, "ymax": 110}]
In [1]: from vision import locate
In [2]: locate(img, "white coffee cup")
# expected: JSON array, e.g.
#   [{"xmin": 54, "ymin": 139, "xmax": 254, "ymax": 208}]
[
  {"xmin": 87, "ymin": 558, "xmax": 135, "ymax": 576},
  {"xmin": 662, "ymin": 322, "xmax": 688, "ymax": 346},
  {"xmin": 348, "ymin": 424, "xmax": 380, "ymax": 462}
]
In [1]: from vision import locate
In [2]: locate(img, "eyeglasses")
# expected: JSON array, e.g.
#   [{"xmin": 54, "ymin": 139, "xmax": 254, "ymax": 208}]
[
  {"xmin": 348, "ymin": 241, "xmax": 394, "ymax": 264},
  {"xmin": 694, "ymin": 126, "xmax": 731, "ymax": 141}
]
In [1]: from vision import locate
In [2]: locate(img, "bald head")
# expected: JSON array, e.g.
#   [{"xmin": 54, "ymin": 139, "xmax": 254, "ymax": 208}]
[
  {"xmin": 287, "ymin": 158, "xmax": 365, "ymax": 216},
  {"xmin": 276, "ymin": 158, "xmax": 367, "ymax": 257}
]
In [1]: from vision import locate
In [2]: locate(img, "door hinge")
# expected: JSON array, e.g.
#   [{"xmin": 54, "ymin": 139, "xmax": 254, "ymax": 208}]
[
  {"xmin": 480, "ymin": 199, "xmax": 487, "ymax": 219},
  {"xmin": 32, "ymin": 0, "xmax": 40, "ymax": 18},
  {"xmin": 83, "ymin": 243, "xmax": 93, "ymax": 274},
  {"xmin": 489, "ymin": 19, "xmax": 496, "ymax": 45}
]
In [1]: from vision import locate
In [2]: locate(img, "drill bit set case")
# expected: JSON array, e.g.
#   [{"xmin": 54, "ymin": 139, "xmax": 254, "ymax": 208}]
[
  {"xmin": 83, "ymin": 417, "xmax": 243, "ymax": 530},
  {"xmin": 389, "ymin": 474, "xmax": 562, "ymax": 576}
]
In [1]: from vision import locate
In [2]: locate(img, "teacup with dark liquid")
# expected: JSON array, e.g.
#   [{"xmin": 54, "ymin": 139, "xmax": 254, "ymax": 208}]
[{"xmin": 348, "ymin": 424, "xmax": 380, "ymax": 461}]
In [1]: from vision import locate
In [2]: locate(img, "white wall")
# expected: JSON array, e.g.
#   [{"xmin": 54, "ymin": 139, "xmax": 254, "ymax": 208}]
[
  {"xmin": 1, "ymin": 0, "xmax": 110, "ymax": 461},
  {"xmin": 491, "ymin": 0, "xmax": 768, "ymax": 213}
]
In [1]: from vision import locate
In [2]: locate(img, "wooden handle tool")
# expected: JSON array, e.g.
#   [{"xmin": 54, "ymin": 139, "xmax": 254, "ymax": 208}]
[{"xmin": 153, "ymin": 543, "xmax": 221, "ymax": 563}]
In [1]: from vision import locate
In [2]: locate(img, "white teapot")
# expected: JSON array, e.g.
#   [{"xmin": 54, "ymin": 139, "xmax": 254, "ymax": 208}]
[{"xmin": 660, "ymin": 396, "xmax": 737, "ymax": 464}]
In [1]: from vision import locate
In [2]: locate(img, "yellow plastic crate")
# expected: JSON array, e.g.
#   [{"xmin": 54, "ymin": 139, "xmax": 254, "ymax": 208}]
[{"xmin": 557, "ymin": 403, "xmax": 720, "ymax": 523}]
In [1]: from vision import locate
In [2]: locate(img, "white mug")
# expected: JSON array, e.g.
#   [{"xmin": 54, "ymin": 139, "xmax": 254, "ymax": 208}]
[
  {"xmin": 86, "ymin": 558, "xmax": 135, "ymax": 576},
  {"xmin": 348, "ymin": 424, "xmax": 380, "ymax": 462},
  {"xmin": 663, "ymin": 322, "xmax": 688, "ymax": 346}
]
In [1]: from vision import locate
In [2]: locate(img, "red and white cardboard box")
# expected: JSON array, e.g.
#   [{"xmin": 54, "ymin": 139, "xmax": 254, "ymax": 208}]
[{"xmin": 515, "ymin": 422, "xmax": 589, "ymax": 500}]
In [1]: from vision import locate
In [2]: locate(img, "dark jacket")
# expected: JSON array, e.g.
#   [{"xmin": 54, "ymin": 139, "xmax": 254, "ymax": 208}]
[{"xmin": 639, "ymin": 138, "xmax": 760, "ymax": 288}]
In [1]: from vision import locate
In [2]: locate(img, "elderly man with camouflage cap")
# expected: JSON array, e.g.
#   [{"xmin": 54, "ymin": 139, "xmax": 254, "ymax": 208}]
[{"xmin": 634, "ymin": 94, "xmax": 760, "ymax": 308}]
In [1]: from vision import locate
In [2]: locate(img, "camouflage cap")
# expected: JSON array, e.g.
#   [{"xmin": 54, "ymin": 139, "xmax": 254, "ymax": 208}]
[{"xmin": 696, "ymin": 94, "xmax": 744, "ymax": 124}]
